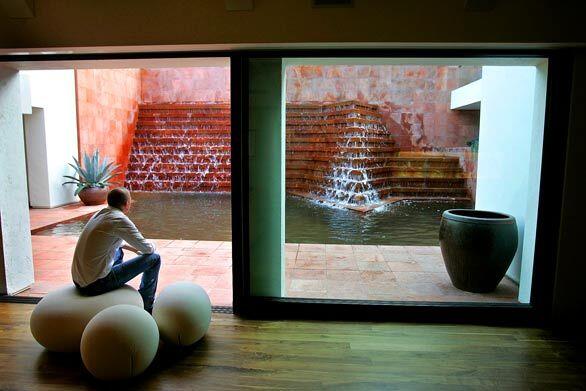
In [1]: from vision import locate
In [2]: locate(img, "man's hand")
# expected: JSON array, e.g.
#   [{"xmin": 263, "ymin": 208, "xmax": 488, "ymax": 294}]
[{"xmin": 121, "ymin": 244, "xmax": 140, "ymax": 254}]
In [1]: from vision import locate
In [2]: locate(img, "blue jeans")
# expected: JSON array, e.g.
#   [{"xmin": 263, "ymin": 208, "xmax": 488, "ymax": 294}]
[{"xmin": 77, "ymin": 248, "xmax": 161, "ymax": 312}]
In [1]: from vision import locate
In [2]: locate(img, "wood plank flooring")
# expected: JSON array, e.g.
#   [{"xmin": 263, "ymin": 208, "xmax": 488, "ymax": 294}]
[{"xmin": 0, "ymin": 303, "xmax": 584, "ymax": 390}]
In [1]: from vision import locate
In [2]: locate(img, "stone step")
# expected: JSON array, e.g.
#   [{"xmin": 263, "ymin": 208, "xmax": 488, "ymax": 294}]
[
  {"xmin": 134, "ymin": 128, "xmax": 231, "ymax": 136},
  {"xmin": 129, "ymin": 153, "xmax": 231, "ymax": 164},
  {"xmin": 287, "ymin": 183, "xmax": 470, "ymax": 197},
  {"xmin": 286, "ymin": 108, "xmax": 382, "ymax": 119},
  {"xmin": 125, "ymin": 172, "xmax": 231, "ymax": 181},
  {"xmin": 125, "ymin": 180, "xmax": 231, "ymax": 192},
  {"xmin": 132, "ymin": 136, "xmax": 230, "ymax": 144},
  {"xmin": 138, "ymin": 119, "xmax": 231, "ymax": 127},
  {"xmin": 287, "ymin": 100, "xmax": 379, "ymax": 112},
  {"xmin": 286, "ymin": 136, "xmax": 393, "ymax": 144},
  {"xmin": 286, "ymin": 168, "xmax": 469, "ymax": 180},
  {"xmin": 132, "ymin": 141, "xmax": 231, "ymax": 148},
  {"xmin": 138, "ymin": 111, "xmax": 230, "ymax": 119},
  {"xmin": 287, "ymin": 146, "xmax": 398, "ymax": 154},
  {"xmin": 287, "ymin": 117, "xmax": 383, "ymax": 126},
  {"xmin": 289, "ymin": 176, "xmax": 468, "ymax": 188},
  {"xmin": 127, "ymin": 162, "xmax": 231, "ymax": 172},
  {"xmin": 286, "ymin": 126, "xmax": 390, "ymax": 135},
  {"xmin": 130, "ymin": 145, "xmax": 231, "ymax": 154},
  {"xmin": 138, "ymin": 103, "xmax": 230, "ymax": 110},
  {"xmin": 286, "ymin": 155, "xmax": 461, "ymax": 166}
]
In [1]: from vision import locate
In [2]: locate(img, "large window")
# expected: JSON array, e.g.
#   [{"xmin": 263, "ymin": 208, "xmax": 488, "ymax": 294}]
[{"xmin": 249, "ymin": 57, "xmax": 548, "ymax": 307}]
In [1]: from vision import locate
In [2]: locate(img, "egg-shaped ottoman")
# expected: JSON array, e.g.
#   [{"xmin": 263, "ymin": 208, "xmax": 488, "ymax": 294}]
[
  {"xmin": 80, "ymin": 304, "xmax": 159, "ymax": 381},
  {"xmin": 30, "ymin": 285, "xmax": 143, "ymax": 352},
  {"xmin": 152, "ymin": 282, "xmax": 211, "ymax": 346}
]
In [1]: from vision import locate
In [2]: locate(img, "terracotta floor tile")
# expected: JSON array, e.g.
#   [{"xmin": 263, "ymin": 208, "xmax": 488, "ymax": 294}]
[
  {"xmin": 360, "ymin": 271, "xmax": 397, "ymax": 283},
  {"xmin": 298, "ymin": 243, "xmax": 326, "ymax": 252},
  {"xmin": 296, "ymin": 252, "xmax": 325, "ymax": 261},
  {"xmin": 191, "ymin": 275, "xmax": 220, "ymax": 286},
  {"xmin": 24, "ymin": 227, "xmax": 518, "ymax": 305},
  {"xmin": 325, "ymin": 280, "xmax": 367, "ymax": 297},
  {"xmin": 352, "ymin": 245, "xmax": 381, "ymax": 254},
  {"xmin": 197, "ymin": 257, "xmax": 232, "ymax": 267},
  {"xmin": 152, "ymin": 239, "xmax": 174, "ymax": 248},
  {"xmin": 294, "ymin": 259, "xmax": 327, "ymax": 270},
  {"xmin": 387, "ymin": 261, "xmax": 423, "ymax": 272},
  {"xmin": 193, "ymin": 241, "xmax": 223, "ymax": 250},
  {"xmin": 285, "ymin": 258, "xmax": 296, "ymax": 268},
  {"xmin": 287, "ymin": 268, "xmax": 327, "ymax": 280},
  {"xmin": 393, "ymin": 272, "xmax": 441, "ymax": 284},
  {"xmin": 192, "ymin": 266, "xmax": 229, "ymax": 276},
  {"xmin": 406, "ymin": 246, "xmax": 442, "ymax": 255},
  {"xmin": 285, "ymin": 243, "xmax": 299, "ymax": 251},
  {"xmin": 218, "ymin": 241, "xmax": 232, "ymax": 247},
  {"xmin": 289, "ymin": 279, "xmax": 326, "ymax": 292},
  {"xmin": 356, "ymin": 260, "xmax": 389, "ymax": 271},
  {"xmin": 382, "ymin": 252, "xmax": 413, "ymax": 262},
  {"xmin": 287, "ymin": 290, "xmax": 328, "ymax": 299},
  {"xmin": 325, "ymin": 244, "xmax": 353, "ymax": 253},
  {"xmin": 181, "ymin": 248, "xmax": 215, "ymax": 257},
  {"xmin": 354, "ymin": 253, "xmax": 386, "ymax": 263},
  {"xmin": 326, "ymin": 270, "xmax": 361, "ymax": 281},
  {"xmin": 325, "ymin": 253, "xmax": 355, "ymax": 262},
  {"xmin": 326, "ymin": 259, "xmax": 359, "ymax": 271},
  {"xmin": 212, "ymin": 250, "xmax": 233, "ymax": 257}
]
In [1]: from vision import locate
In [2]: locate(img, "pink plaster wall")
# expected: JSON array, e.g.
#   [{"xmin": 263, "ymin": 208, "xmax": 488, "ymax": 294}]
[
  {"xmin": 140, "ymin": 67, "xmax": 230, "ymax": 103},
  {"xmin": 76, "ymin": 69, "xmax": 141, "ymax": 184},
  {"xmin": 286, "ymin": 65, "xmax": 481, "ymax": 149}
]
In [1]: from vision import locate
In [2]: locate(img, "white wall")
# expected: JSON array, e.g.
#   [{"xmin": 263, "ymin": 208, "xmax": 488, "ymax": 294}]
[
  {"xmin": 21, "ymin": 70, "xmax": 79, "ymax": 208},
  {"xmin": 474, "ymin": 65, "xmax": 547, "ymax": 303},
  {"xmin": 0, "ymin": 67, "xmax": 34, "ymax": 294}
]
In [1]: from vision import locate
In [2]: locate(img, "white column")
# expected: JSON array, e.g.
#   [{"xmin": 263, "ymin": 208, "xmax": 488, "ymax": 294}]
[
  {"xmin": 474, "ymin": 65, "xmax": 547, "ymax": 303},
  {"xmin": 0, "ymin": 67, "xmax": 34, "ymax": 294}
]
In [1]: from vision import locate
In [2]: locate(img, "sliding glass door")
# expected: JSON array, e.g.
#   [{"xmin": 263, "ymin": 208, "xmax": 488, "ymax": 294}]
[{"xmin": 241, "ymin": 53, "xmax": 560, "ymax": 321}]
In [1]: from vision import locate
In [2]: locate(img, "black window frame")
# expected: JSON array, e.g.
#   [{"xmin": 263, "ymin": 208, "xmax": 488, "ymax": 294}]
[{"xmin": 0, "ymin": 48, "xmax": 573, "ymax": 327}]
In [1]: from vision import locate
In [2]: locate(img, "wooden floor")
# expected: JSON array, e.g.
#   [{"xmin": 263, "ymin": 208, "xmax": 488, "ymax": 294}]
[{"xmin": 1, "ymin": 303, "xmax": 584, "ymax": 390}]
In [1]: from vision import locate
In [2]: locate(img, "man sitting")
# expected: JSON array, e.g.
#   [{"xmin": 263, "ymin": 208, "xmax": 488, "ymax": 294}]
[{"xmin": 72, "ymin": 187, "xmax": 161, "ymax": 313}]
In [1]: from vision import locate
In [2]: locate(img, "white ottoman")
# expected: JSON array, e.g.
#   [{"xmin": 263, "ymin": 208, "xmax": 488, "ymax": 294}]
[
  {"xmin": 30, "ymin": 285, "xmax": 143, "ymax": 352},
  {"xmin": 81, "ymin": 304, "xmax": 159, "ymax": 381},
  {"xmin": 153, "ymin": 282, "xmax": 212, "ymax": 346}
]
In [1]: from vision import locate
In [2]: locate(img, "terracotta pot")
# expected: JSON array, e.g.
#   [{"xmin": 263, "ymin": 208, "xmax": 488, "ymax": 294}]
[
  {"xmin": 78, "ymin": 187, "xmax": 108, "ymax": 206},
  {"xmin": 439, "ymin": 209, "xmax": 518, "ymax": 293}
]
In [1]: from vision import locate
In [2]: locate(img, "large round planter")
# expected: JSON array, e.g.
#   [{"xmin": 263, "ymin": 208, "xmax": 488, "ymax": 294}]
[
  {"xmin": 439, "ymin": 209, "xmax": 518, "ymax": 293},
  {"xmin": 78, "ymin": 187, "xmax": 108, "ymax": 206}
]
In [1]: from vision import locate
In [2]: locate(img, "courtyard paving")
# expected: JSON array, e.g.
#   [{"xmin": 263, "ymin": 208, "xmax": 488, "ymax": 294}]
[{"xmin": 21, "ymin": 204, "xmax": 519, "ymax": 306}]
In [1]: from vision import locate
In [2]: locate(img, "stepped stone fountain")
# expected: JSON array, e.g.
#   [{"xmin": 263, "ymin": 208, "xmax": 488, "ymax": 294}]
[
  {"xmin": 125, "ymin": 100, "xmax": 470, "ymax": 209},
  {"xmin": 125, "ymin": 103, "xmax": 231, "ymax": 192},
  {"xmin": 286, "ymin": 101, "xmax": 470, "ymax": 211}
]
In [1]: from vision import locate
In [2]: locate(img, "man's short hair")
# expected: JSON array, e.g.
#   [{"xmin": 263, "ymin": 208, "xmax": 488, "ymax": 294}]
[{"xmin": 107, "ymin": 187, "xmax": 131, "ymax": 210}]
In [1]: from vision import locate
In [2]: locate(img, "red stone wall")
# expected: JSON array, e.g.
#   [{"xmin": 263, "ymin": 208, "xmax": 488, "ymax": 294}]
[
  {"xmin": 286, "ymin": 65, "xmax": 481, "ymax": 149},
  {"xmin": 140, "ymin": 67, "xmax": 230, "ymax": 103},
  {"xmin": 75, "ymin": 69, "xmax": 141, "ymax": 184}
]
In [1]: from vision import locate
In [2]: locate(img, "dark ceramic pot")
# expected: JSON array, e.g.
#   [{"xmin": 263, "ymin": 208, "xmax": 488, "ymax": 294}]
[
  {"xmin": 439, "ymin": 209, "xmax": 518, "ymax": 293},
  {"xmin": 78, "ymin": 187, "xmax": 108, "ymax": 206}
]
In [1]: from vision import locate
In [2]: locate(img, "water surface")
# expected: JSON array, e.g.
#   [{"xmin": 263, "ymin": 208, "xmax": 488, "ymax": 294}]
[{"xmin": 36, "ymin": 193, "xmax": 472, "ymax": 246}]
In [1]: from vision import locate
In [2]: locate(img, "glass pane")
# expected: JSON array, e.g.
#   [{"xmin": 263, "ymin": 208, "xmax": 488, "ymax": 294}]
[
  {"xmin": 248, "ymin": 58, "xmax": 285, "ymax": 297},
  {"xmin": 283, "ymin": 59, "xmax": 547, "ymax": 304}
]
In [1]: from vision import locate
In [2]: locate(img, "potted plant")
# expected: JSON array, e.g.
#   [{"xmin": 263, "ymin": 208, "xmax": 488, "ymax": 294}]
[
  {"xmin": 63, "ymin": 150, "xmax": 120, "ymax": 206},
  {"xmin": 439, "ymin": 209, "xmax": 518, "ymax": 293}
]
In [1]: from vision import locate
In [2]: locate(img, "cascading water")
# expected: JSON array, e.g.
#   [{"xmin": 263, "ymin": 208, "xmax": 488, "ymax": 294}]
[
  {"xmin": 125, "ymin": 103, "xmax": 231, "ymax": 192},
  {"xmin": 286, "ymin": 101, "xmax": 392, "ymax": 207}
]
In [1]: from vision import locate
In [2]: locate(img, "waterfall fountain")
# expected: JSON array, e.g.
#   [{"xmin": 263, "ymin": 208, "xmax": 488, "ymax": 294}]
[
  {"xmin": 125, "ymin": 103, "xmax": 231, "ymax": 192},
  {"xmin": 286, "ymin": 101, "xmax": 471, "ymax": 211}
]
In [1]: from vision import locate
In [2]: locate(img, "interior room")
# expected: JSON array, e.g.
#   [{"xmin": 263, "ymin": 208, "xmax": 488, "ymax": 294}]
[{"xmin": 0, "ymin": 0, "xmax": 585, "ymax": 389}]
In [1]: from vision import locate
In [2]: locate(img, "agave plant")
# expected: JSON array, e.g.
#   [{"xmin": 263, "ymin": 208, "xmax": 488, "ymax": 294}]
[{"xmin": 62, "ymin": 150, "xmax": 121, "ymax": 196}]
